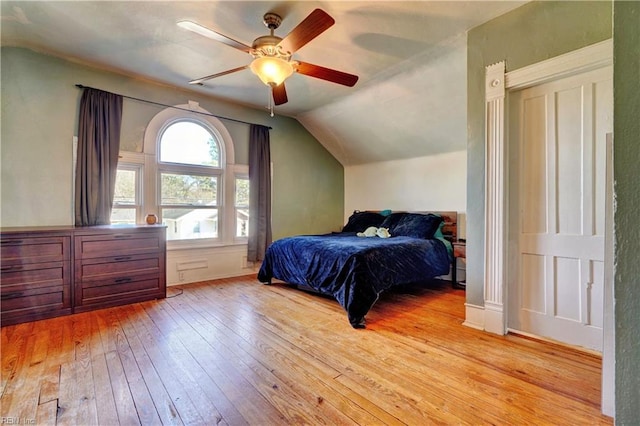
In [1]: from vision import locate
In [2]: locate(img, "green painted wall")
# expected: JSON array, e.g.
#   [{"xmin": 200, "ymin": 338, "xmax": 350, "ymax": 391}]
[
  {"xmin": 0, "ymin": 47, "xmax": 343, "ymax": 238},
  {"xmin": 613, "ymin": 2, "xmax": 640, "ymax": 422},
  {"xmin": 466, "ymin": 0, "xmax": 612, "ymax": 306}
]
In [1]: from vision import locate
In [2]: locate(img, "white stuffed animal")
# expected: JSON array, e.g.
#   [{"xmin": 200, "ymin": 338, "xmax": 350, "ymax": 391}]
[
  {"xmin": 356, "ymin": 226, "xmax": 377, "ymax": 237},
  {"xmin": 376, "ymin": 227, "xmax": 391, "ymax": 238},
  {"xmin": 357, "ymin": 226, "xmax": 391, "ymax": 238}
]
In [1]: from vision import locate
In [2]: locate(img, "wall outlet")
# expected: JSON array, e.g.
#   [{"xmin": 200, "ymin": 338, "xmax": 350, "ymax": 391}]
[{"xmin": 178, "ymin": 272, "xmax": 185, "ymax": 281}]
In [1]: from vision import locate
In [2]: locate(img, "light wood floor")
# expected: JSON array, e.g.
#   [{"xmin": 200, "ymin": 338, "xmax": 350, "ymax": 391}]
[{"xmin": 1, "ymin": 275, "xmax": 611, "ymax": 425}]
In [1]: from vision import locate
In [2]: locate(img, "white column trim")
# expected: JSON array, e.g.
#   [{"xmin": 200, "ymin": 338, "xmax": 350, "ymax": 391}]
[{"xmin": 483, "ymin": 61, "xmax": 507, "ymax": 335}]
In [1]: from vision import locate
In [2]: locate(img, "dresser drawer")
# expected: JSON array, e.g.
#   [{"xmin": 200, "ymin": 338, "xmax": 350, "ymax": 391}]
[
  {"xmin": 1, "ymin": 236, "xmax": 70, "ymax": 265},
  {"xmin": 76, "ymin": 253, "xmax": 163, "ymax": 281},
  {"xmin": 1, "ymin": 260, "xmax": 70, "ymax": 292},
  {"xmin": 1, "ymin": 288, "xmax": 68, "ymax": 311},
  {"xmin": 0, "ymin": 265, "xmax": 72, "ymax": 326},
  {"xmin": 75, "ymin": 274, "xmax": 164, "ymax": 312},
  {"xmin": 75, "ymin": 229, "xmax": 164, "ymax": 259}
]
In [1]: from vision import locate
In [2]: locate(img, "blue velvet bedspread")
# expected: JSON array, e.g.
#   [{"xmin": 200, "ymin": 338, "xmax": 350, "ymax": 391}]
[{"xmin": 257, "ymin": 232, "xmax": 451, "ymax": 328}]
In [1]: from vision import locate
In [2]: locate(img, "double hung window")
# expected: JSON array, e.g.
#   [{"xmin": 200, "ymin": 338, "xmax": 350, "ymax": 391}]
[
  {"xmin": 111, "ymin": 162, "xmax": 142, "ymax": 225},
  {"xmin": 158, "ymin": 121, "xmax": 221, "ymax": 241},
  {"xmin": 234, "ymin": 176, "xmax": 250, "ymax": 238}
]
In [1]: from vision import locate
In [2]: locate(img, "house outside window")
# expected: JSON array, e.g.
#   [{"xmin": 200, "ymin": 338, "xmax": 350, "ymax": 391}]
[
  {"xmin": 235, "ymin": 176, "xmax": 249, "ymax": 238},
  {"xmin": 111, "ymin": 160, "xmax": 142, "ymax": 225}
]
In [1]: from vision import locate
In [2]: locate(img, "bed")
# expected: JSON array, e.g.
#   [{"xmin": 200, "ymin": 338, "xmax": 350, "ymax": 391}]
[{"xmin": 257, "ymin": 211, "xmax": 457, "ymax": 328}]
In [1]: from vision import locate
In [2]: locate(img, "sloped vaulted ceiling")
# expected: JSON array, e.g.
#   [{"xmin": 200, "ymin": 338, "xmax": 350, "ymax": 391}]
[{"xmin": 1, "ymin": 1, "xmax": 526, "ymax": 165}]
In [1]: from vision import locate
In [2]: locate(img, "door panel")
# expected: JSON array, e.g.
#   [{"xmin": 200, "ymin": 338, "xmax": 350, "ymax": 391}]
[{"xmin": 508, "ymin": 66, "xmax": 612, "ymax": 351}]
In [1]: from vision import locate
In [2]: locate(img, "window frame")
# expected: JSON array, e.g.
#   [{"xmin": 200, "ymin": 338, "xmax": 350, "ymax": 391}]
[
  {"xmin": 140, "ymin": 101, "xmax": 246, "ymax": 250},
  {"xmin": 157, "ymin": 119, "xmax": 223, "ymax": 242},
  {"xmin": 111, "ymin": 152, "xmax": 144, "ymax": 225},
  {"xmin": 234, "ymin": 174, "xmax": 250, "ymax": 241}
]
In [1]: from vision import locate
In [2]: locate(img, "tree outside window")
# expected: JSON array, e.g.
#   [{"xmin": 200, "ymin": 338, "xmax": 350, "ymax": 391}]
[{"xmin": 159, "ymin": 121, "xmax": 221, "ymax": 241}]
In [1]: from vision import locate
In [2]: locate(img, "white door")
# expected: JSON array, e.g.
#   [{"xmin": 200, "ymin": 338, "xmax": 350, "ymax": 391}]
[{"xmin": 507, "ymin": 66, "xmax": 612, "ymax": 352}]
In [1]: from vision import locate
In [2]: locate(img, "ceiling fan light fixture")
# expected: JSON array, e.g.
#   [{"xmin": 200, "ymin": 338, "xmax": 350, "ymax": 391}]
[{"xmin": 249, "ymin": 56, "xmax": 294, "ymax": 86}]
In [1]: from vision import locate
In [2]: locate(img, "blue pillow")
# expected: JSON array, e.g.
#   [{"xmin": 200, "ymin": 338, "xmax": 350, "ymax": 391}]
[
  {"xmin": 390, "ymin": 213, "xmax": 443, "ymax": 239},
  {"xmin": 342, "ymin": 211, "xmax": 385, "ymax": 232},
  {"xmin": 380, "ymin": 212, "xmax": 406, "ymax": 231}
]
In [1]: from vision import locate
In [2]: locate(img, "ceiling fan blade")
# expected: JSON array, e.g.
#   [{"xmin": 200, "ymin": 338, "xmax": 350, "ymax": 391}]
[
  {"xmin": 278, "ymin": 9, "xmax": 335, "ymax": 54},
  {"xmin": 272, "ymin": 83, "xmax": 288, "ymax": 105},
  {"xmin": 177, "ymin": 20, "xmax": 251, "ymax": 53},
  {"xmin": 295, "ymin": 61, "xmax": 359, "ymax": 87},
  {"xmin": 189, "ymin": 65, "xmax": 248, "ymax": 85}
]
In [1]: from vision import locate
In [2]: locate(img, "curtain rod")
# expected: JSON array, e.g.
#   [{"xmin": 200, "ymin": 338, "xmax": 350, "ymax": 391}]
[{"xmin": 75, "ymin": 84, "xmax": 272, "ymax": 129}]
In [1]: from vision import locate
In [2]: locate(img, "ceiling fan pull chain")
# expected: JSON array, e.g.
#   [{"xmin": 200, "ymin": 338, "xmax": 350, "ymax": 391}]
[{"xmin": 269, "ymin": 86, "xmax": 275, "ymax": 117}]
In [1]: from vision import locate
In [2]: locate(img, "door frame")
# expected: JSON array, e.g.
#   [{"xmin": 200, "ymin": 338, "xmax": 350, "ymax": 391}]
[{"xmin": 476, "ymin": 38, "xmax": 613, "ymax": 415}]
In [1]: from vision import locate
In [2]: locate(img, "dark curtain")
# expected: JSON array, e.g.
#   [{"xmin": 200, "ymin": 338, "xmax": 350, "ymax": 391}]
[
  {"xmin": 74, "ymin": 88, "xmax": 123, "ymax": 226},
  {"xmin": 248, "ymin": 124, "xmax": 272, "ymax": 262}
]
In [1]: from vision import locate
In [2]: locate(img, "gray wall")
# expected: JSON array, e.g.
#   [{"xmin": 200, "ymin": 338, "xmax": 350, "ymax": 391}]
[
  {"xmin": 613, "ymin": 2, "xmax": 640, "ymax": 423},
  {"xmin": 0, "ymin": 47, "xmax": 344, "ymax": 239}
]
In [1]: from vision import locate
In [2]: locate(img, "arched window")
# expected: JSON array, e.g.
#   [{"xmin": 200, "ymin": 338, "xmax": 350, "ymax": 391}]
[
  {"xmin": 137, "ymin": 101, "xmax": 247, "ymax": 247},
  {"xmin": 158, "ymin": 120, "xmax": 222, "ymax": 241}
]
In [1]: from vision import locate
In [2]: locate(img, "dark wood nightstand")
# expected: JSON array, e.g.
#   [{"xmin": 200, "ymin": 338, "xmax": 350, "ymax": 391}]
[{"xmin": 452, "ymin": 240, "xmax": 466, "ymax": 289}]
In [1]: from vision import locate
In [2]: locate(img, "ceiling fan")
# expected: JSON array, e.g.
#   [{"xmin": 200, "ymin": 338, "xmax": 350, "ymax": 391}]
[{"xmin": 177, "ymin": 9, "xmax": 359, "ymax": 107}]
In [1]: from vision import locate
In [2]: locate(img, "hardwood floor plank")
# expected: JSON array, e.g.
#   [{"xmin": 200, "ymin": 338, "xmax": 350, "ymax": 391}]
[
  {"xmin": 28, "ymin": 328, "xmax": 49, "ymax": 368},
  {"xmin": 0, "ymin": 275, "xmax": 612, "ymax": 425},
  {"xmin": 178, "ymin": 282, "xmax": 406, "ymax": 425},
  {"xmin": 236, "ymin": 289, "xmax": 477, "ymax": 424},
  {"xmin": 38, "ymin": 364, "xmax": 60, "ymax": 405},
  {"xmin": 139, "ymin": 301, "xmax": 282, "ymax": 425},
  {"xmin": 1, "ymin": 329, "xmax": 48, "ymax": 422},
  {"xmin": 57, "ymin": 360, "xmax": 99, "ymax": 425},
  {"xmin": 1, "ymin": 323, "xmax": 30, "ymax": 399},
  {"xmin": 89, "ymin": 352, "xmax": 120, "ymax": 426},
  {"xmin": 165, "ymin": 289, "xmax": 388, "ymax": 425},
  {"xmin": 123, "ymin": 304, "xmax": 219, "ymax": 426},
  {"xmin": 110, "ymin": 308, "xmax": 164, "ymax": 426},
  {"xmin": 104, "ymin": 350, "xmax": 140, "ymax": 425},
  {"xmin": 35, "ymin": 398, "xmax": 58, "ymax": 426},
  {"xmin": 370, "ymin": 291, "xmax": 605, "ymax": 411},
  {"xmin": 142, "ymin": 300, "xmax": 271, "ymax": 425},
  {"xmin": 188, "ymin": 282, "xmax": 498, "ymax": 421},
  {"xmin": 114, "ymin": 306, "xmax": 184, "ymax": 425}
]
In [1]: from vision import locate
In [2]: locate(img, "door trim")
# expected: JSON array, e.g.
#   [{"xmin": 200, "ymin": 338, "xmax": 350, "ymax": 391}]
[
  {"xmin": 506, "ymin": 39, "xmax": 613, "ymax": 90},
  {"xmin": 475, "ymin": 38, "xmax": 613, "ymax": 335}
]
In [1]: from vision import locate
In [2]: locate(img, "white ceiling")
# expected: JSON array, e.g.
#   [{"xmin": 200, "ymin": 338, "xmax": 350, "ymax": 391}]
[{"xmin": 1, "ymin": 1, "xmax": 525, "ymax": 165}]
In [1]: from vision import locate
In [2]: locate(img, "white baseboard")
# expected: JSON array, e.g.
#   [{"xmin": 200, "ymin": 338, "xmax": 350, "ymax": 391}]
[{"xmin": 463, "ymin": 303, "xmax": 485, "ymax": 330}]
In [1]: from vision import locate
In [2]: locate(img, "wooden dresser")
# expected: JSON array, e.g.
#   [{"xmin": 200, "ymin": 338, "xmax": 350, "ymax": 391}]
[{"xmin": 1, "ymin": 225, "xmax": 166, "ymax": 326}]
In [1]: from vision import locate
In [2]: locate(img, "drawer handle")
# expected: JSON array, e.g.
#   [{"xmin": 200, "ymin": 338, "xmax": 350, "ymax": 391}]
[
  {"xmin": 1, "ymin": 291, "xmax": 24, "ymax": 300},
  {"xmin": 115, "ymin": 277, "xmax": 132, "ymax": 284},
  {"xmin": 1, "ymin": 240, "xmax": 24, "ymax": 245},
  {"xmin": 114, "ymin": 256, "xmax": 132, "ymax": 261},
  {"xmin": 1, "ymin": 265, "xmax": 22, "ymax": 272},
  {"xmin": 114, "ymin": 234, "xmax": 133, "ymax": 239}
]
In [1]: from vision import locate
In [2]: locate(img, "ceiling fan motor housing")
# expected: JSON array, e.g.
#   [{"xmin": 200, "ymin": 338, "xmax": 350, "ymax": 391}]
[
  {"xmin": 263, "ymin": 13, "xmax": 282, "ymax": 30},
  {"xmin": 252, "ymin": 35, "xmax": 286, "ymax": 55},
  {"xmin": 252, "ymin": 13, "xmax": 291, "ymax": 59}
]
